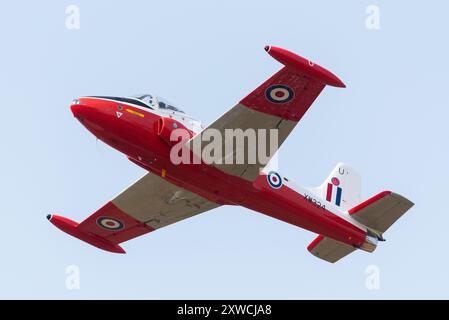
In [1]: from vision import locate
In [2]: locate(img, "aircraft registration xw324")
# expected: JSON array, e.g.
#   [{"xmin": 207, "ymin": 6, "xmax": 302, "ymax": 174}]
[{"xmin": 48, "ymin": 46, "xmax": 413, "ymax": 263}]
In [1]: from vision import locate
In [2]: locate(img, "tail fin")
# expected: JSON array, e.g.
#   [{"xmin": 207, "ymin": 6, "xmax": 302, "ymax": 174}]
[{"xmin": 311, "ymin": 163, "xmax": 361, "ymax": 210}]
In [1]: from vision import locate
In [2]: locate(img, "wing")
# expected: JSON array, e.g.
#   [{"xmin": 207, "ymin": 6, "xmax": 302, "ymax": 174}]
[
  {"xmin": 307, "ymin": 235, "xmax": 356, "ymax": 263},
  {"xmin": 48, "ymin": 173, "xmax": 220, "ymax": 253},
  {"xmin": 188, "ymin": 46, "xmax": 345, "ymax": 181}
]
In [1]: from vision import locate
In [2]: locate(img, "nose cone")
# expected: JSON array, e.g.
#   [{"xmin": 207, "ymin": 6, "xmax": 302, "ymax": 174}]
[
  {"xmin": 70, "ymin": 99, "xmax": 85, "ymax": 118},
  {"xmin": 71, "ymin": 103, "xmax": 81, "ymax": 117},
  {"xmin": 69, "ymin": 97, "xmax": 117, "ymax": 137}
]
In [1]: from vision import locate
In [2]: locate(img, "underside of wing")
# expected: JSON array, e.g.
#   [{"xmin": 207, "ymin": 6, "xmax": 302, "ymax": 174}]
[
  {"xmin": 48, "ymin": 173, "xmax": 220, "ymax": 253},
  {"xmin": 308, "ymin": 235, "xmax": 356, "ymax": 263},
  {"xmin": 349, "ymin": 191, "xmax": 414, "ymax": 234},
  {"xmin": 188, "ymin": 46, "xmax": 345, "ymax": 181}
]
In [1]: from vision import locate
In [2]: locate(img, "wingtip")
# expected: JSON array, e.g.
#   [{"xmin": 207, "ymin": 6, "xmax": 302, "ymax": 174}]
[
  {"xmin": 113, "ymin": 245, "xmax": 127, "ymax": 254},
  {"xmin": 48, "ymin": 214, "xmax": 127, "ymax": 254},
  {"xmin": 264, "ymin": 45, "xmax": 346, "ymax": 88}
]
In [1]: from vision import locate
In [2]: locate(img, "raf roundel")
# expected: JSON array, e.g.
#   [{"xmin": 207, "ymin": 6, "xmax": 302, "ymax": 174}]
[
  {"xmin": 331, "ymin": 177, "xmax": 340, "ymax": 186},
  {"xmin": 265, "ymin": 84, "xmax": 294, "ymax": 104},
  {"xmin": 97, "ymin": 216, "xmax": 124, "ymax": 231},
  {"xmin": 267, "ymin": 171, "xmax": 283, "ymax": 189}
]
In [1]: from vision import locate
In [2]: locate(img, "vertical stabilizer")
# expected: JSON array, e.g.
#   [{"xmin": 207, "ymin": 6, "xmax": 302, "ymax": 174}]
[{"xmin": 311, "ymin": 163, "xmax": 361, "ymax": 210}]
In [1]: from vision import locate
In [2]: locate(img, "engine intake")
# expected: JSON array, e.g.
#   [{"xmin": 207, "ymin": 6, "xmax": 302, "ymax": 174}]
[{"xmin": 155, "ymin": 117, "xmax": 192, "ymax": 146}]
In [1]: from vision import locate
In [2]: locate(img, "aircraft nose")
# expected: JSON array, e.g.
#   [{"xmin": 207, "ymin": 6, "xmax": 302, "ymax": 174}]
[
  {"xmin": 70, "ymin": 98, "xmax": 87, "ymax": 118},
  {"xmin": 71, "ymin": 104, "xmax": 80, "ymax": 117}
]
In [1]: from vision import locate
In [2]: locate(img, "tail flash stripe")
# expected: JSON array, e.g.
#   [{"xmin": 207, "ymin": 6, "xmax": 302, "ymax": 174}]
[
  {"xmin": 326, "ymin": 183, "xmax": 332, "ymax": 202},
  {"xmin": 336, "ymin": 187, "xmax": 342, "ymax": 206}
]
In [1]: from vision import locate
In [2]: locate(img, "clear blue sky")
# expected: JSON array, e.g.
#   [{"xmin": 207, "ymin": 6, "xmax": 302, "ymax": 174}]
[{"xmin": 1, "ymin": 1, "xmax": 448, "ymax": 299}]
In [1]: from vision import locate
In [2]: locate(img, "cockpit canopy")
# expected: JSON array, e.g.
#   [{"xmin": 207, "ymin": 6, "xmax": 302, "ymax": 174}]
[{"xmin": 132, "ymin": 94, "xmax": 184, "ymax": 113}]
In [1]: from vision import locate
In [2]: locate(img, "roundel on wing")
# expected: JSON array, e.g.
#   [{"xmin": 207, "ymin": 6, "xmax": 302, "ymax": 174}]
[
  {"xmin": 265, "ymin": 84, "xmax": 294, "ymax": 104},
  {"xmin": 96, "ymin": 216, "xmax": 124, "ymax": 231},
  {"xmin": 267, "ymin": 171, "xmax": 283, "ymax": 189}
]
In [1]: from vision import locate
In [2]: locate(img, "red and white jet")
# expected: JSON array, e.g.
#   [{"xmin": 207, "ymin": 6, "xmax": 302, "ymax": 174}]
[{"xmin": 48, "ymin": 46, "xmax": 413, "ymax": 263}]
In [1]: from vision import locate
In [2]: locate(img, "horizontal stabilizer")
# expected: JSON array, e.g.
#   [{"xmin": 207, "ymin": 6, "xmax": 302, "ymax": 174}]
[
  {"xmin": 349, "ymin": 191, "xmax": 414, "ymax": 234},
  {"xmin": 307, "ymin": 235, "xmax": 356, "ymax": 263}
]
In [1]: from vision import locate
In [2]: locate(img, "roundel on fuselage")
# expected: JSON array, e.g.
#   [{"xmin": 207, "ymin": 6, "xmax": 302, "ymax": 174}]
[{"xmin": 267, "ymin": 171, "xmax": 283, "ymax": 189}]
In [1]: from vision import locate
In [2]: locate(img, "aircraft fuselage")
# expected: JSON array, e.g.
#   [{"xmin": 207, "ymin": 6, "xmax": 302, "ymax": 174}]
[{"xmin": 71, "ymin": 96, "xmax": 369, "ymax": 249}]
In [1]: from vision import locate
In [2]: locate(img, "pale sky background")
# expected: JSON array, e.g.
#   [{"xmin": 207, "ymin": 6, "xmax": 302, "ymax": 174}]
[{"xmin": 0, "ymin": 1, "xmax": 448, "ymax": 299}]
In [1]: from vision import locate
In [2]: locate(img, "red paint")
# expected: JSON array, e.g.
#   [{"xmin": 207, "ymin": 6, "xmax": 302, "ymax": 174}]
[
  {"xmin": 78, "ymin": 201, "xmax": 154, "ymax": 244},
  {"xmin": 307, "ymin": 234, "xmax": 325, "ymax": 252},
  {"xmin": 348, "ymin": 191, "xmax": 392, "ymax": 215},
  {"xmin": 59, "ymin": 94, "xmax": 368, "ymax": 251},
  {"xmin": 264, "ymin": 46, "xmax": 346, "ymax": 88},
  {"xmin": 51, "ymin": 46, "xmax": 372, "ymax": 253},
  {"xmin": 253, "ymin": 174, "xmax": 366, "ymax": 246},
  {"xmin": 275, "ymin": 91, "xmax": 284, "ymax": 98},
  {"xmin": 326, "ymin": 183, "xmax": 333, "ymax": 202},
  {"xmin": 51, "ymin": 200, "xmax": 154, "ymax": 252},
  {"xmin": 47, "ymin": 215, "xmax": 126, "ymax": 254},
  {"xmin": 156, "ymin": 116, "xmax": 193, "ymax": 146},
  {"xmin": 240, "ymin": 46, "xmax": 346, "ymax": 121},
  {"xmin": 331, "ymin": 177, "xmax": 340, "ymax": 186},
  {"xmin": 240, "ymin": 67, "xmax": 325, "ymax": 122}
]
